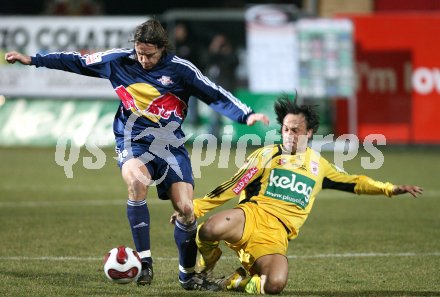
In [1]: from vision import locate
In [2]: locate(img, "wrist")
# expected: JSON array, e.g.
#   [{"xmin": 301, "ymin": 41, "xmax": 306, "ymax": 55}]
[{"xmin": 30, "ymin": 56, "xmax": 37, "ymax": 66}]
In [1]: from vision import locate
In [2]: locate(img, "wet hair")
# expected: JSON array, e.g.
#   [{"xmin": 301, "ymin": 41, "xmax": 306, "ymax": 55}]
[
  {"xmin": 132, "ymin": 19, "xmax": 171, "ymax": 52},
  {"xmin": 274, "ymin": 94, "xmax": 320, "ymax": 134}
]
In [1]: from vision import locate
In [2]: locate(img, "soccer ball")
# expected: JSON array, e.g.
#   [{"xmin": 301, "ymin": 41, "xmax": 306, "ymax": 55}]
[{"xmin": 103, "ymin": 246, "xmax": 142, "ymax": 284}]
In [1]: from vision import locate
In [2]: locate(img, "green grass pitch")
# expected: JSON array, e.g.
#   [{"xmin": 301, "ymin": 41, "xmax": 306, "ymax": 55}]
[{"xmin": 0, "ymin": 146, "xmax": 439, "ymax": 297}]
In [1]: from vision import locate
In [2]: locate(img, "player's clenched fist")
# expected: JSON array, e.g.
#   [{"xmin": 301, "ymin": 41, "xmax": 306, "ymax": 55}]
[{"xmin": 5, "ymin": 51, "xmax": 31, "ymax": 65}]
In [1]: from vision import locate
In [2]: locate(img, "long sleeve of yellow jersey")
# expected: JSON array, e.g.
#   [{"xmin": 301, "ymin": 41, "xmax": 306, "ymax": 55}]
[
  {"xmin": 321, "ymin": 159, "xmax": 395, "ymax": 197},
  {"xmin": 193, "ymin": 146, "xmax": 276, "ymax": 218}
]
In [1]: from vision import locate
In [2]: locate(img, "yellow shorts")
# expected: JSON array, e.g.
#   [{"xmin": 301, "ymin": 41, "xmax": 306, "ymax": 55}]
[{"xmin": 225, "ymin": 202, "xmax": 288, "ymax": 272}]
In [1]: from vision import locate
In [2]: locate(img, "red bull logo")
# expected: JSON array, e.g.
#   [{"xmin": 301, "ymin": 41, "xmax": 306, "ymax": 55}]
[
  {"xmin": 114, "ymin": 84, "xmax": 187, "ymax": 122},
  {"xmin": 144, "ymin": 93, "xmax": 187, "ymax": 120},
  {"xmin": 115, "ymin": 85, "xmax": 136, "ymax": 110}
]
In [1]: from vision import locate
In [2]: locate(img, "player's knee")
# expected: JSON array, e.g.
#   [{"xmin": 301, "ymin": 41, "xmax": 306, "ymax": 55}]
[
  {"xmin": 198, "ymin": 218, "xmax": 219, "ymax": 241},
  {"xmin": 264, "ymin": 275, "xmax": 287, "ymax": 295},
  {"xmin": 178, "ymin": 205, "xmax": 194, "ymax": 222},
  {"xmin": 125, "ymin": 177, "xmax": 147, "ymax": 198},
  {"xmin": 173, "ymin": 199, "xmax": 195, "ymax": 225}
]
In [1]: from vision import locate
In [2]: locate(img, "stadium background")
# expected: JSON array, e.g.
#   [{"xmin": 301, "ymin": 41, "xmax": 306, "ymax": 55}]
[
  {"xmin": 2, "ymin": 0, "xmax": 440, "ymax": 146},
  {"xmin": 0, "ymin": 1, "xmax": 439, "ymax": 296}
]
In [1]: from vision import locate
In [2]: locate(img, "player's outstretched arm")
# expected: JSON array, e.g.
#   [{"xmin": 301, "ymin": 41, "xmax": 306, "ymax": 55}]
[
  {"xmin": 246, "ymin": 113, "xmax": 270, "ymax": 126},
  {"xmin": 392, "ymin": 185, "xmax": 423, "ymax": 198},
  {"xmin": 5, "ymin": 51, "xmax": 31, "ymax": 65}
]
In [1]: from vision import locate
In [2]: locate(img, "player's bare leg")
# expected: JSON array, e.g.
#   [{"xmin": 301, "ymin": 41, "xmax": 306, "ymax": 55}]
[
  {"xmin": 122, "ymin": 158, "xmax": 153, "ymax": 285},
  {"xmin": 250, "ymin": 254, "xmax": 288, "ymax": 294},
  {"xmin": 196, "ymin": 209, "xmax": 245, "ymax": 276},
  {"xmin": 169, "ymin": 182, "xmax": 195, "ymax": 224},
  {"xmin": 198, "ymin": 208, "xmax": 246, "ymax": 242},
  {"xmin": 218, "ymin": 254, "xmax": 287, "ymax": 294},
  {"xmin": 198, "ymin": 211, "xmax": 287, "ymax": 293}
]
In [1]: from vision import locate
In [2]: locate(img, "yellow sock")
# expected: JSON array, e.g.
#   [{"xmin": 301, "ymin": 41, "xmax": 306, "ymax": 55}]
[
  {"xmin": 195, "ymin": 223, "xmax": 219, "ymax": 258},
  {"xmin": 228, "ymin": 275, "xmax": 251, "ymax": 291},
  {"xmin": 244, "ymin": 274, "xmax": 264, "ymax": 294}
]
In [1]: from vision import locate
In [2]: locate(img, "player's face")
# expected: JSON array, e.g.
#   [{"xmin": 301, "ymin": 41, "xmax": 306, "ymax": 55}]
[
  {"xmin": 135, "ymin": 42, "xmax": 164, "ymax": 70},
  {"xmin": 281, "ymin": 113, "xmax": 312, "ymax": 153}
]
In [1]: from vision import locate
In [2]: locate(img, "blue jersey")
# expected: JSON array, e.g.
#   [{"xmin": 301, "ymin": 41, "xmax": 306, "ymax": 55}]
[{"xmin": 30, "ymin": 49, "xmax": 254, "ymax": 141}]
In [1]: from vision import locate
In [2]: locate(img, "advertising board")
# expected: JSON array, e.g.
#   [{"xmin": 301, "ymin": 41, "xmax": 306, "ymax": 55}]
[
  {"xmin": 339, "ymin": 13, "xmax": 440, "ymax": 143},
  {"xmin": 0, "ymin": 17, "xmax": 146, "ymax": 98}
]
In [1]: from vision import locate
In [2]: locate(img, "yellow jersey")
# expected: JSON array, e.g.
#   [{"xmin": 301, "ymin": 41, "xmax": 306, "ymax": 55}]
[{"xmin": 194, "ymin": 145, "xmax": 395, "ymax": 240}]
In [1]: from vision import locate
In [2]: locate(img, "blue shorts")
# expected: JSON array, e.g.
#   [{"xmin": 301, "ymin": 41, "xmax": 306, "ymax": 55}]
[{"xmin": 115, "ymin": 139, "xmax": 194, "ymax": 200}]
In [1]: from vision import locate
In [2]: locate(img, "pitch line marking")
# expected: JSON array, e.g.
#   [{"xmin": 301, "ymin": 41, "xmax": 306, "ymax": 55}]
[
  {"xmin": 0, "ymin": 252, "xmax": 439, "ymax": 262},
  {"xmin": 1, "ymin": 190, "xmax": 439, "ymax": 208}
]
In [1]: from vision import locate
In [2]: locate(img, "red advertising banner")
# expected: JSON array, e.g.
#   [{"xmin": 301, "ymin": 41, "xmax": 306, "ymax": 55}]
[{"xmin": 338, "ymin": 14, "xmax": 440, "ymax": 144}]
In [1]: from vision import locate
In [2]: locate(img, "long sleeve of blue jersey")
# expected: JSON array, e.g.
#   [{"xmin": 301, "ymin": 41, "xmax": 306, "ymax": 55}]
[
  {"xmin": 171, "ymin": 56, "xmax": 253, "ymax": 124},
  {"xmin": 30, "ymin": 49, "xmax": 134, "ymax": 80}
]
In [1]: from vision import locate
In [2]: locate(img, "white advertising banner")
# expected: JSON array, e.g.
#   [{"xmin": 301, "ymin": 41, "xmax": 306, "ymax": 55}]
[
  {"xmin": 245, "ymin": 5, "xmax": 299, "ymax": 93},
  {"xmin": 297, "ymin": 19, "xmax": 354, "ymax": 98},
  {"xmin": 0, "ymin": 16, "xmax": 147, "ymax": 98}
]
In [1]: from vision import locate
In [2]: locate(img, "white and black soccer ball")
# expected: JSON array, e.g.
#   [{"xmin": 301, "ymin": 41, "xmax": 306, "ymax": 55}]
[{"xmin": 103, "ymin": 246, "xmax": 142, "ymax": 284}]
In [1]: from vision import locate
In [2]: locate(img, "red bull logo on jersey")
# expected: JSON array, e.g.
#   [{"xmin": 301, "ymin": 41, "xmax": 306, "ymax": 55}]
[
  {"xmin": 114, "ymin": 83, "xmax": 187, "ymax": 123},
  {"xmin": 115, "ymin": 85, "xmax": 137, "ymax": 110},
  {"xmin": 143, "ymin": 93, "xmax": 187, "ymax": 121},
  {"xmin": 157, "ymin": 75, "xmax": 174, "ymax": 86}
]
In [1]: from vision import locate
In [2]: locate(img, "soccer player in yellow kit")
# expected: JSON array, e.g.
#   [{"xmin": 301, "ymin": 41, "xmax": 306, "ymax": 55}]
[{"xmin": 191, "ymin": 96, "xmax": 423, "ymax": 294}]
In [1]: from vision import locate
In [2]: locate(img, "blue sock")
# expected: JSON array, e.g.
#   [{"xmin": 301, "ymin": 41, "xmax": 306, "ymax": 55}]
[
  {"xmin": 174, "ymin": 219, "xmax": 197, "ymax": 282},
  {"xmin": 127, "ymin": 199, "xmax": 152, "ymax": 264}
]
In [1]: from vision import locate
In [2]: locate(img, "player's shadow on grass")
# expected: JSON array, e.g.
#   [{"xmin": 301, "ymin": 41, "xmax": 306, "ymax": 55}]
[{"xmin": 288, "ymin": 290, "xmax": 440, "ymax": 297}]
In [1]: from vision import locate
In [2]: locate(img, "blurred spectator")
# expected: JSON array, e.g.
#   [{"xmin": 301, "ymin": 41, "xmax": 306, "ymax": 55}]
[
  {"xmin": 174, "ymin": 22, "xmax": 202, "ymax": 128},
  {"xmin": 174, "ymin": 22, "xmax": 200, "ymax": 64},
  {"xmin": 205, "ymin": 33, "xmax": 239, "ymax": 137}
]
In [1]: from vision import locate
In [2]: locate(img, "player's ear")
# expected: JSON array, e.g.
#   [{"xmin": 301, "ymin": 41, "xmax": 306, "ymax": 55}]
[{"xmin": 306, "ymin": 129, "xmax": 313, "ymax": 139}]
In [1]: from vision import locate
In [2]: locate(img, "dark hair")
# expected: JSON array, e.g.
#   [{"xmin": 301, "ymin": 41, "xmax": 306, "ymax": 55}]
[
  {"xmin": 274, "ymin": 94, "xmax": 320, "ymax": 134},
  {"xmin": 132, "ymin": 19, "xmax": 171, "ymax": 52}
]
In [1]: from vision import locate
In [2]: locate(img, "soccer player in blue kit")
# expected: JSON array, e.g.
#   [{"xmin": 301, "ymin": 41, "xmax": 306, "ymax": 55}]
[{"xmin": 5, "ymin": 19, "xmax": 269, "ymax": 290}]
